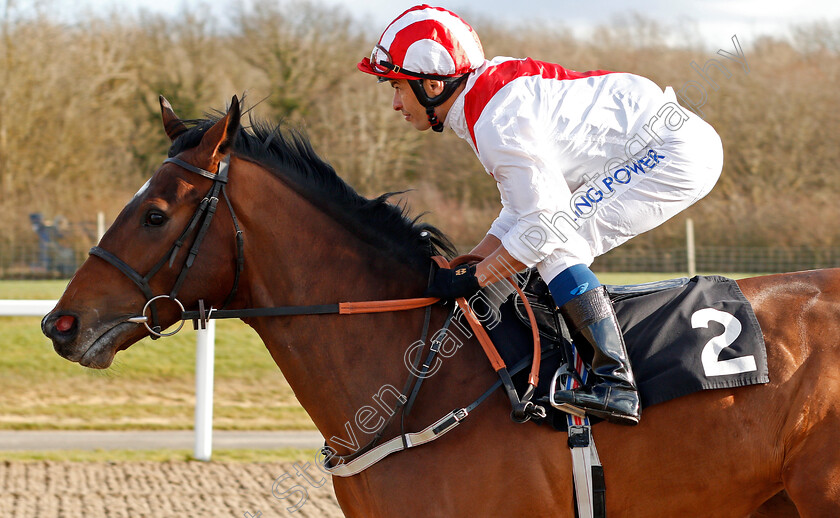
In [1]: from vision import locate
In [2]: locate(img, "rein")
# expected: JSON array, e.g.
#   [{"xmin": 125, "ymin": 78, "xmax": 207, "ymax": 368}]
[
  {"xmin": 92, "ymin": 152, "xmax": 439, "ymax": 333},
  {"xmin": 92, "ymin": 152, "xmax": 547, "ymax": 476},
  {"xmin": 180, "ymin": 296, "xmax": 439, "ymax": 321}
]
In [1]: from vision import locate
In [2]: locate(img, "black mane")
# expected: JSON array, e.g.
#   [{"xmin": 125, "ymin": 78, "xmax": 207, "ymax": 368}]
[{"xmin": 167, "ymin": 112, "xmax": 455, "ymax": 272}]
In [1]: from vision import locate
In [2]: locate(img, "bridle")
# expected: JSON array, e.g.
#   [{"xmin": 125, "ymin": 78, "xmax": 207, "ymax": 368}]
[
  {"xmin": 88, "ymin": 152, "xmax": 437, "ymax": 335},
  {"xmin": 89, "ymin": 154, "xmax": 244, "ymax": 339},
  {"xmin": 90, "ymin": 152, "xmax": 440, "ymax": 336},
  {"xmin": 87, "ymin": 151, "xmax": 550, "ymax": 473}
]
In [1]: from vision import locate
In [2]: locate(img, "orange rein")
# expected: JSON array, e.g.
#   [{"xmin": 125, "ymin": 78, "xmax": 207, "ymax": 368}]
[
  {"xmin": 432, "ymin": 255, "xmax": 542, "ymax": 390},
  {"xmin": 339, "ymin": 254, "xmax": 541, "ymax": 389},
  {"xmin": 338, "ymin": 297, "xmax": 439, "ymax": 314},
  {"xmin": 184, "ymin": 254, "xmax": 542, "ymax": 389}
]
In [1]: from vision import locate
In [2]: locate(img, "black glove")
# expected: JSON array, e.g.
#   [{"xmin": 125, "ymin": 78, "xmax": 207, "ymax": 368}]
[{"xmin": 424, "ymin": 263, "xmax": 481, "ymax": 300}]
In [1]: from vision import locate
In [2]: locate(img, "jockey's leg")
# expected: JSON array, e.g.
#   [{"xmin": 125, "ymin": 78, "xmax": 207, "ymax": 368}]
[{"xmin": 547, "ymin": 264, "xmax": 641, "ymax": 425}]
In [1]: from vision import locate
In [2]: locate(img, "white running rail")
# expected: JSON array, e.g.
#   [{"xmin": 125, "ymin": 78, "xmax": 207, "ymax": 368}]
[{"xmin": 0, "ymin": 299, "xmax": 217, "ymax": 461}]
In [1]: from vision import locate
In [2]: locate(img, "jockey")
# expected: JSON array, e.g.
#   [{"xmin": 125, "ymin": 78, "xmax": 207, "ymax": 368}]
[{"xmin": 358, "ymin": 5, "xmax": 723, "ymax": 425}]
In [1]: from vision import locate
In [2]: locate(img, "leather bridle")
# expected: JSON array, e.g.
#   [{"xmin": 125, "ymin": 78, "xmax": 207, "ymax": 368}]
[
  {"xmin": 88, "ymin": 152, "xmax": 436, "ymax": 336},
  {"xmin": 87, "ymin": 151, "xmax": 551, "ymax": 473},
  {"xmin": 89, "ymin": 154, "xmax": 244, "ymax": 338}
]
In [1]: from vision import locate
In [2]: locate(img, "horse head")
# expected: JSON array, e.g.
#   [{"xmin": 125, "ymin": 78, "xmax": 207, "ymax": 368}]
[{"xmin": 41, "ymin": 96, "xmax": 243, "ymax": 368}]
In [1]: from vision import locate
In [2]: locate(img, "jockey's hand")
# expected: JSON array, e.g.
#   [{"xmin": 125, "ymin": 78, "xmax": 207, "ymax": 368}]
[{"xmin": 424, "ymin": 264, "xmax": 481, "ymax": 300}]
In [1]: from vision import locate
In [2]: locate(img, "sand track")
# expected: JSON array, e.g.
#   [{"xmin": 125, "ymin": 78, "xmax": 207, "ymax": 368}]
[{"xmin": 0, "ymin": 460, "xmax": 345, "ymax": 517}]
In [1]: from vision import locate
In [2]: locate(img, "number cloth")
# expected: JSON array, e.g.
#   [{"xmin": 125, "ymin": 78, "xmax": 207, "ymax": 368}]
[{"xmin": 608, "ymin": 275, "xmax": 768, "ymax": 407}]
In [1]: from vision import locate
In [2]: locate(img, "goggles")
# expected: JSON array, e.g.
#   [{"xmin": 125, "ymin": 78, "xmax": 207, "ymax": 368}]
[
  {"xmin": 368, "ymin": 44, "xmax": 453, "ymax": 81},
  {"xmin": 370, "ymin": 44, "xmax": 395, "ymax": 75}
]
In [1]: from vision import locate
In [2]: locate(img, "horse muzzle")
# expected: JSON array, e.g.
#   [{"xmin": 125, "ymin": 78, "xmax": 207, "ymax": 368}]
[{"xmin": 42, "ymin": 309, "xmax": 145, "ymax": 368}]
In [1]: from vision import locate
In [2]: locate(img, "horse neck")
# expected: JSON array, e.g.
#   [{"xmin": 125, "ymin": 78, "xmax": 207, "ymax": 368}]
[{"xmin": 229, "ymin": 159, "xmax": 437, "ymax": 441}]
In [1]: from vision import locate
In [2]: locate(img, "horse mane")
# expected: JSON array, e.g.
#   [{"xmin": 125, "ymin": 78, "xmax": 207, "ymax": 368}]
[{"xmin": 167, "ymin": 111, "xmax": 456, "ymax": 272}]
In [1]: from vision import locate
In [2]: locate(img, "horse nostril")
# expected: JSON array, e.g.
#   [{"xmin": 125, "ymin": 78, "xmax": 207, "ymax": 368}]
[
  {"xmin": 43, "ymin": 312, "xmax": 79, "ymax": 341},
  {"xmin": 55, "ymin": 315, "xmax": 76, "ymax": 333}
]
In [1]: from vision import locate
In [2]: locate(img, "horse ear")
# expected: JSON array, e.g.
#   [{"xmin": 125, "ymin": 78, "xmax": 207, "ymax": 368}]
[
  {"xmin": 197, "ymin": 95, "xmax": 241, "ymax": 162},
  {"xmin": 159, "ymin": 95, "xmax": 188, "ymax": 142}
]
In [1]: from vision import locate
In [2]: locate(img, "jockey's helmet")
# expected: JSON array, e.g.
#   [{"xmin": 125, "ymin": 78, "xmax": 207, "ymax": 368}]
[{"xmin": 357, "ymin": 5, "xmax": 484, "ymax": 131}]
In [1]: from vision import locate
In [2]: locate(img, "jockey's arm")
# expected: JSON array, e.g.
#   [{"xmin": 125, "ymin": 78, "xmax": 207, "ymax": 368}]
[
  {"xmin": 469, "ymin": 233, "xmax": 501, "ymax": 258},
  {"xmin": 472, "ymin": 238, "xmax": 527, "ymax": 287}
]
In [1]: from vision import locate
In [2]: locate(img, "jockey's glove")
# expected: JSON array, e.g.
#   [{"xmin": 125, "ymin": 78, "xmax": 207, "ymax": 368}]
[{"xmin": 424, "ymin": 263, "xmax": 481, "ymax": 300}]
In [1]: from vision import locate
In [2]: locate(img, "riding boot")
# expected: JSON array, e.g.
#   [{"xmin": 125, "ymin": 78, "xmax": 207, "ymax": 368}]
[{"xmin": 551, "ymin": 286, "xmax": 641, "ymax": 425}]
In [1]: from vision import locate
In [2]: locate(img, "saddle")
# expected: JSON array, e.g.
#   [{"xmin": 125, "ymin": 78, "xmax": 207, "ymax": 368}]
[
  {"xmin": 510, "ymin": 268, "xmax": 690, "ymax": 349},
  {"xmin": 484, "ymin": 268, "xmax": 768, "ymax": 424}
]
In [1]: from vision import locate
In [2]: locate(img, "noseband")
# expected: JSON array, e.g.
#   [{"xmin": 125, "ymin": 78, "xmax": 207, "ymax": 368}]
[{"xmin": 89, "ymin": 154, "xmax": 244, "ymax": 338}]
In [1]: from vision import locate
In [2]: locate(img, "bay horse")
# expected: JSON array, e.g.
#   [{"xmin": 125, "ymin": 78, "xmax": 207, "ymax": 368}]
[{"xmin": 42, "ymin": 96, "xmax": 839, "ymax": 517}]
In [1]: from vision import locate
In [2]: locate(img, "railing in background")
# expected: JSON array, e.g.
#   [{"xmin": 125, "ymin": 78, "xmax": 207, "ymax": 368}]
[
  {"xmin": 6, "ymin": 242, "xmax": 840, "ymax": 279},
  {"xmin": 3, "ymin": 211, "xmax": 840, "ymax": 278},
  {"xmin": 0, "ymin": 300, "xmax": 218, "ymax": 461},
  {"xmin": 592, "ymin": 246, "xmax": 840, "ymax": 274},
  {"xmin": 1, "ymin": 211, "xmax": 105, "ymax": 280},
  {"xmin": 0, "ymin": 240, "xmax": 90, "ymax": 279}
]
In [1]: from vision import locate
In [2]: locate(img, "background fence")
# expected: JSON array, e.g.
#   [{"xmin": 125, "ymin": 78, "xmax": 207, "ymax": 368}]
[
  {"xmin": 1, "ymin": 213, "xmax": 104, "ymax": 280},
  {"xmin": 0, "ymin": 241, "xmax": 90, "ymax": 279},
  {"xmin": 0, "ymin": 299, "xmax": 219, "ymax": 461},
  {"xmin": 5, "ymin": 240, "xmax": 840, "ymax": 279},
  {"xmin": 591, "ymin": 246, "xmax": 840, "ymax": 274},
  {"xmin": 3, "ymin": 213, "xmax": 837, "ymax": 278}
]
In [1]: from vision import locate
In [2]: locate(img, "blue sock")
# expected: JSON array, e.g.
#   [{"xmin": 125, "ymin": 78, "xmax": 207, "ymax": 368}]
[{"xmin": 547, "ymin": 264, "xmax": 602, "ymax": 308}]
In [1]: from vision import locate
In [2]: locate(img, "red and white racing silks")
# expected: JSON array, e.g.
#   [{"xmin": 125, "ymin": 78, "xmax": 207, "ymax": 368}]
[
  {"xmin": 357, "ymin": 5, "xmax": 723, "ymax": 283},
  {"xmin": 445, "ymin": 57, "xmax": 723, "ymax": 282}
]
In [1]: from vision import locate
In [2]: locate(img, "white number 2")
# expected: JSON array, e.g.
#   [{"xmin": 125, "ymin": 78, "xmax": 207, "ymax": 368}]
[{"xmin": 691, "ymin": 308, "xmax": 757, "ymax": 377}]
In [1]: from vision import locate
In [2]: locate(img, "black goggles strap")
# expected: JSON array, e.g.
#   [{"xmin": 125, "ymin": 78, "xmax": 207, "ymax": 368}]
[{"xmin": 376, "ymin": 60, "xmax": 455, "ymax": 82}]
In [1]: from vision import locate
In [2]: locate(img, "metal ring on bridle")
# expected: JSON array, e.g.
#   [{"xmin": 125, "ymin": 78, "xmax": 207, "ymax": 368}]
[{"xmin": 141, "ymin": 295, "xmax": 186, "ymax": 337}]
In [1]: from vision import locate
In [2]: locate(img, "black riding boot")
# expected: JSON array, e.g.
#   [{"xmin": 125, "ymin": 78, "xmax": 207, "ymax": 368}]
[{"xmin": 552, "ymin": 286, "xmax": 641, "ymax": 426}]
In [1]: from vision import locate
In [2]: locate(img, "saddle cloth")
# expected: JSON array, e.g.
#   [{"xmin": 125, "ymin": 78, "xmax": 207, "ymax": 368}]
[{"xmin": 481, "ymin": 271, "xmax": 769, "ymax": 419}]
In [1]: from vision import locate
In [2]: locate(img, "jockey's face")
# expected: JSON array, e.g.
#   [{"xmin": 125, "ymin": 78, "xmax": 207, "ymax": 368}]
[{"xmin": 390, "ymin": 79, "xmax": 435, "ymax": 131}]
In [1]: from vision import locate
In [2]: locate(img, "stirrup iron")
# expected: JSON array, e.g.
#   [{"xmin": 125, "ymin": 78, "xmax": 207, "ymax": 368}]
[{"xmin": 549, "ymin": 366, "xmax": 587, "ymax": 418}]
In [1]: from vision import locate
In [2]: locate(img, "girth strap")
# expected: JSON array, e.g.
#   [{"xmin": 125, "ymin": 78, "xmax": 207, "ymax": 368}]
[
  {"xmin": 325, "ymin": 348, "xmax": 562, "ymax": 477},
  {"xmin": 561, "ymin": 346, "xmax": 606, "ymax": 518}
]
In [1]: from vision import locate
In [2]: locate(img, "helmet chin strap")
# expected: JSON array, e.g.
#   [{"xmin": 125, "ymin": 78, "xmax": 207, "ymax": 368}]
[
  {"xmin": 407, "ymin": 75, "xmax": 469, "ymax": 133},
  {"xmin": 425, "ymin": 106, "xmax": 443, "ymax": 132}
]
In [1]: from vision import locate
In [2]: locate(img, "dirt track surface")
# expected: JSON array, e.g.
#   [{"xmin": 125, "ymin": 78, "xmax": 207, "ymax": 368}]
[{"xmin": 0, "ymin": 460, "xmax": 346, "ymax": 517}]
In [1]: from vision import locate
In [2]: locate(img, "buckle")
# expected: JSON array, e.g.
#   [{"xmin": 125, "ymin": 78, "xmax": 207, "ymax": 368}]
[
  {"xmin": 568, "ymin": 425, "xmax": 590, "ymax": 448},
  {"xmin": 510, "ymin": 401, "xmax": 547, "ymax": 424},
  {"xmin": 432, "ymin": 408, "xmax": 468, "ymax": 435}
]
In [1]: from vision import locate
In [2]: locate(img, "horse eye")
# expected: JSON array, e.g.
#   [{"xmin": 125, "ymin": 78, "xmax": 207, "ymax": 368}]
[{"xmin": 144, "ymin": 211, "xmax": 167, "ymax": 227}]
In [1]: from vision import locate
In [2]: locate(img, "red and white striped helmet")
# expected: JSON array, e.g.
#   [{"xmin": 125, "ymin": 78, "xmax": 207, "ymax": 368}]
[{"xmin": 357, "ymin": 4, "xmax": 484, "ymax": 81}]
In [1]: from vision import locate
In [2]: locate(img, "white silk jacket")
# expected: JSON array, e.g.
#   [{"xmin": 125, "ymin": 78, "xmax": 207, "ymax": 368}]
[{"xmin": 445, "ymin": 56, "xmax": 721, "ymax": 281}]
